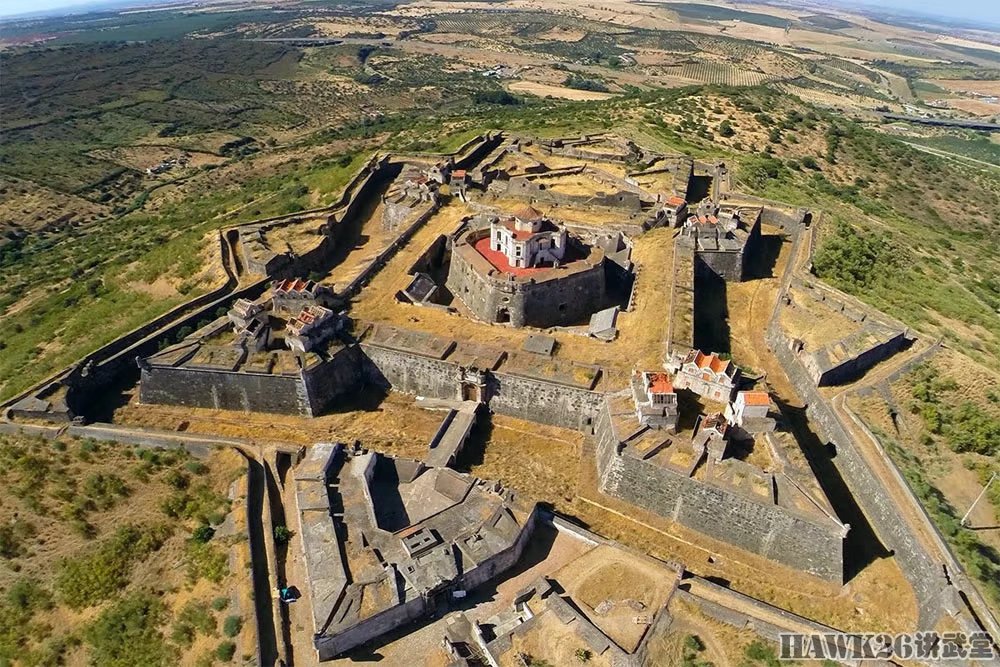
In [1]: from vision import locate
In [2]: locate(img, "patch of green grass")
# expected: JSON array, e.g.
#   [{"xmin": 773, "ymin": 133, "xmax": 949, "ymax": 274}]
[
  {"xmin": 882, "ymin": 433, "xmax": 1000, "ymax": 607},
  {"xmin": 185, "ymin": 541, "xmax": 228, "ymax": 584},
  {"xmin": 85, "ymin": 593, "xmax": 176, "ymax": 667},
  {"xmin": 0, "ymin": 580, "xmax": 54, "ymax": 664},
  {"xmin": 55, "ymin": 523, "xmax": 172, "ymax": 609},
  {"xmin": 171, "ymin": 601, "xmax": 217, "ymax": 647},
  {"xmin": 905, "ymin": 132, "xmax": 1000, "ymax": 165}
]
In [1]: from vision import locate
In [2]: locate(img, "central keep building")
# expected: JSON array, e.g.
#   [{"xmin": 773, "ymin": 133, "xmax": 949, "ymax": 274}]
[{"xmin": 447, "ymin": 206, "xmax": 611, "ymax": 328}]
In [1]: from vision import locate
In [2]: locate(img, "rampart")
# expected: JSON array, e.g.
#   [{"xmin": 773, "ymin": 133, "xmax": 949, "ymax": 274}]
[
  {"xmin": 764, "ymin": 228, "xmax": 952, "ymax": 625},
  {"xmin": 783, "ymin": 278, "xmax": 910, "ymax": 386},
  {"xmin": 360, "ymin": 340, "xmax": 604, "ymax": 431},
  {"xmin": 593, "ymin": 400, "xmax": 846, "ymax": 581},
  {"xmin": 138, "ymin": 345, "xmax": 363, "ymax": 417},
  {"xmin": 497, "ymin": 168, "xmax": 647, "ymax": 213}
]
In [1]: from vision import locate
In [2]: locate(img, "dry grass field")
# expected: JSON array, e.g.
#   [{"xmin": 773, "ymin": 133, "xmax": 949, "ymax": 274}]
[{"xmin": 508, "ymin": 80, "xmax": 616, "ymax": 100}]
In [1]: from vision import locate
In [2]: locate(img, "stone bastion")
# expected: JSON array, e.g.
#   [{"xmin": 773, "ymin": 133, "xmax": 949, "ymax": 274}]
[{"xmin": 446, "ymin": 226, "xmax": 609, "ymax": 328}]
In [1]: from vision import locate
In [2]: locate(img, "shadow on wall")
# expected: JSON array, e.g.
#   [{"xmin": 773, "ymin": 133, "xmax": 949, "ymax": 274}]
[
  {"xmin": 686, "ymin": 174, "xmax": 713, "ymax": 203},
  {"xmin": 323, "ymin": 382, "xmax": 390, "ymax": 416},
  {"xmin": 452, "ymin": 412, "xmax": 494, "ymax": 472},
  {"xmin": 263, "ymin": 460, "xmax": 294, "ymax": 659},
  {"xmin": 370, "ymin": 457, "xmax": 412, "ymax": 532},
  {"xmin": 744, "ymin": 233, "xmax": 786, "ymax": 281},
  {"xmin": 693, "ymin": 266, "xmax": 731, "ymax": 355},
  {"xmin": 774, "ymin": 397, "xmax": 891, "ymax": 582}
]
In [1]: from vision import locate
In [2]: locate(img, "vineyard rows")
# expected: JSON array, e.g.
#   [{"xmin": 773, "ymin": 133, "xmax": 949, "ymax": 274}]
[{"xmin": 663, "ymin": 62, "xmax": 775, "ymax": 86}]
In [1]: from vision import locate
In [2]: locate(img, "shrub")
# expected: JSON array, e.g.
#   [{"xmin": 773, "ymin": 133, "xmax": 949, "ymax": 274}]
[
  {"xmin": 185, "ymin": 461, "xmax": 209, "ymax": 475},
  {"xmin": 563, "ymin": 73, "xmax": 609, "ymax": 93},
  {"xmin": 162, "ymin": 482, "xmax": 229, "ymax": 524},
  {"xmin": 192, "ymin": 524, "xmax": 215, "ymax": 544},
  {"xmin": 273, "ymin": 525, "xmax": 293, "ymax": 544},
  {"xmin": 0, "ymin": 519, "xmax": 36, "ymax": 559},
  {"xmin": 211, "ymin": 596, "xmax": 230, "ymax": 612},
  {"xmin": 85, "ymin": 593, "xmax": 175, "ymax": 667},
  {"xmin": 812, "ymin": 221, "xmax": 899, "ymax": 291},
  {"xmin": 215, "ymin": 640, "xmax": 236, "ymax": 662},
  {"xmin": 717, "ymin": 120, "xmax": 734, "ymax": 137},
  {"xmin": 82, "ymin": 472, "xmax": 130, "ymax": 510},
  {"xmin": 185, "ymin": 542, "xmax": 227, "ymax": 584},
  {"xmin": 171, "ymin": 601, "xmax": 216, "ymax": 647},
  {"xmin": 0, "ymin": 580, "xmax": 55, "ymax": 663},
  {"xmin": 223, "ymin": 614, "xmax": 242, "ymax": 638},
  {"xmin": 164, "ymin": 469, "xmax": 190, "ymax": 490},
  {"xmin": 744, "ymin": 639, "xmax": 780, "ymax": 666},
  {"xmin": 473, "ymin": 90, "xmax": 521, "ymax": 106}
]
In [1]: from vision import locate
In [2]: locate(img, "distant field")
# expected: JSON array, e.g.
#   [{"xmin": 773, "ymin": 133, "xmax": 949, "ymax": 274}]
[
  {"xmin": 934, "ymin": 78, "xmax": 1000, "ymax": 96},
  {"xmin": 508, "ymin": 80, "xmax": 617, "ymax": 100},
  {"xmin": 664, "ymin": 2, "xmax": 792, "ymax": 28},
  {"xmin": 905, "ymin": 132, "xmax": 1000, "ymax": 164},
  {"xmin": 798, "ymin": 14, "xmax": 854, "ymax": 30},
  {"xmin": 664, "ymin": 62, "xmax": 774, "ymax": 86}
]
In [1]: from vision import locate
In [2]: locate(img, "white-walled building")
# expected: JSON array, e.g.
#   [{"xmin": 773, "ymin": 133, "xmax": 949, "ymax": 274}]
[
  {"xmin": 632, "ymin": 370, "xmax": 679, "ymax": 431},
  {"xmin": 489, "ymin": 206, "xmax": 567, "ymax": 269},
  {"xmin": 670, "ymin": 349, "xmax": 741, "ymax": 403}
]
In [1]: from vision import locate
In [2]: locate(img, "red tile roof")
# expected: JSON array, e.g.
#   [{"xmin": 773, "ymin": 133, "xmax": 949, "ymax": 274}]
[
  {"xmin": 512, "ymin": 205, "xmax": 544, "ymax": 221},
  {"xmin": 275, "ymin": 278, "xmax": 315, "ymax": 294},
  {"xmin": 666, "ymin": 195, "xmax": 686, "ymax": 207},
  {"xmin": 499, "ymin": 218, "xmax": 539, "ymax": 241},
  {"xmin": 647, "ymin": 372, "xmax": 674, "ymax": 394},
  {"xmin": 740, "ymin": 391, "xmax": 770, "ymax": 406},
  {"xmin": 686, "ymin": 350, "xmax": 732, "ymax": 375},
  {"xmin": 709, "ymin": 355, "xmax": 729, "ymax": 373},
  {"xmin": 452, "ymin": 169, "xmax": 467, "ymax": 178},
  {"xmin": 473, "ymin": 237, "xmax": 544, "ymax": 277}
]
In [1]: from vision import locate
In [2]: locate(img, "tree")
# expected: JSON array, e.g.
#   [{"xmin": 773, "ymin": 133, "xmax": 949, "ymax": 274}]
[
  {"xmin": 273, "ymin": 525, "xmax": 294, "ymax": 544},
  {"xmin": 192, "ymin": 524, "xmax": 215, "ymax": 544},
  {"xmin": 718, "ymin": 120, "xmax": 735, "ymax": 137}
]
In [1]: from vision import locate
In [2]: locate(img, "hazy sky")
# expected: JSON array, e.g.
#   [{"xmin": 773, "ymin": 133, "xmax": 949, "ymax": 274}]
[
  {"xmin": 839, "ymin": 0, "xmax": 999, "ymax": 24},
  {"xmin": 0, "ymin": 0, "xmax": 998, "ymax": 25}
]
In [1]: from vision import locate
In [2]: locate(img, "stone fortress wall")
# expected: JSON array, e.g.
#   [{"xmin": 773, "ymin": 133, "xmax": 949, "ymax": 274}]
[
  {"xmin": 361, "ymin": 342, "xmax": 605, "ymax": 431},
  {"xmin": 5, "ymin": 131, "xmax": 939, "ymax": 604},
  {"xmin": 138, "ymin": 343, "xmax": 363, "ymax": 417},
  {"xmin": 765, "ymin": 311, "xmax": 950, "ymax": 620},
  {"xmin": 238, "ymin": 155, "xmax": 399, "ymax": 277},
  {"xmin": 593, "ymin": 400, "xmax": 846, "ymax": 582},
  {"xmin": 762, "ymin": 224, "xmax": 992, "ymax": 636},
  {"xmin": 9, "ymin": 136, "xmax": 505, "ymax": 424},
  {"xmin": 783, "ymin": 277, "xmax": 910, "ymax": 386},
  {"xmin": 3, "ymin": 253, "xmax": 271, "ymax": 423},
  {"xmin": 300, "ymin": 441, "xmax": 541, "ymax": 660}
]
